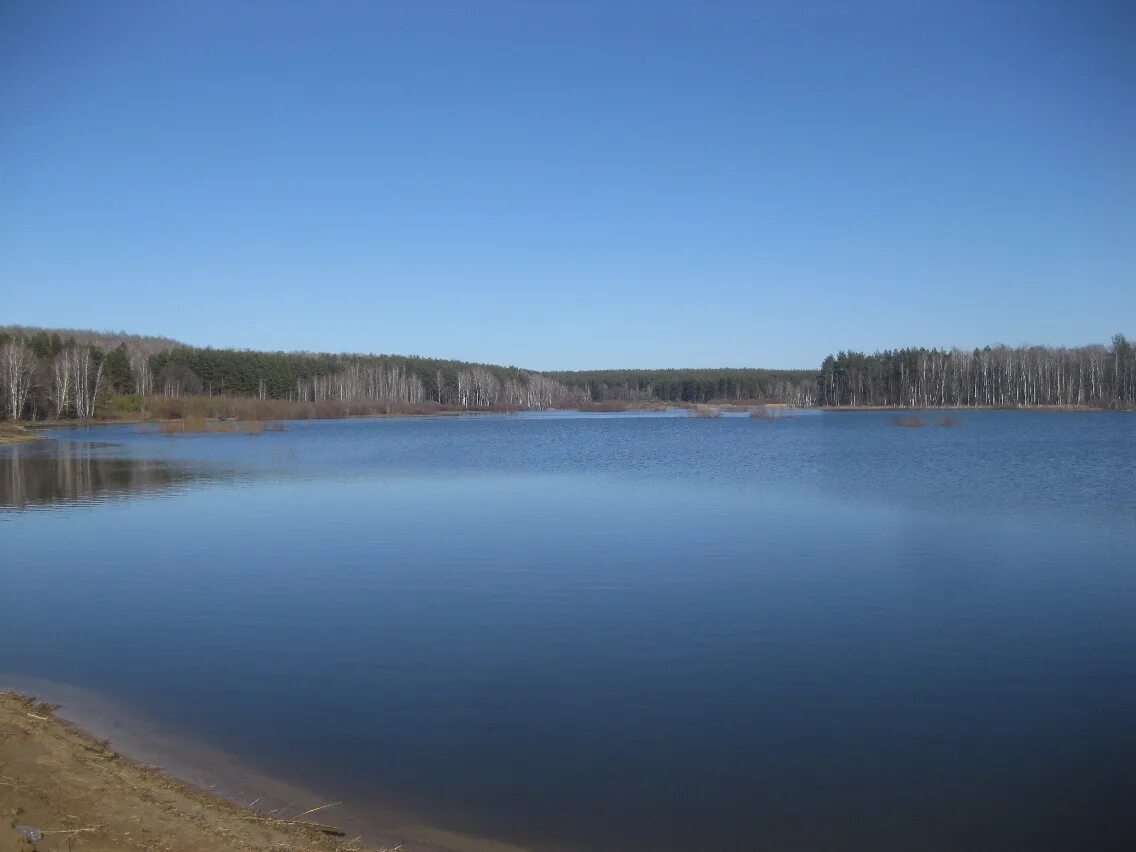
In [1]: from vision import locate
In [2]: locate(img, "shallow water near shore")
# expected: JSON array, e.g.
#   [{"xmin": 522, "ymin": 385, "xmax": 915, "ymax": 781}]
[{"xmin": 2, "ymin": 410, "xmax": 1135, "ymax": 851}]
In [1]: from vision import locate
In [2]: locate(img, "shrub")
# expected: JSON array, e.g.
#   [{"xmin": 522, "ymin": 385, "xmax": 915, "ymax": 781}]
[{"xmin": 110, "ymin": 394, "xmax": 143, "ymax": 414}]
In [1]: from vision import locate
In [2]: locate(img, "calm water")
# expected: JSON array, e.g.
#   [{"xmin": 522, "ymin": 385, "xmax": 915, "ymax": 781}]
[{"xmin": 2, "ymin": 411, "xmax": 1134, "ymax": 851}]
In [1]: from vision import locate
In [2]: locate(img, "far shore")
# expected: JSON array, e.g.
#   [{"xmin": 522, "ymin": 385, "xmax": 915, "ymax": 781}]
[
  {"xmin": 819, "ymin": 404, "xmax": 1115, "ymax": 412},
  {"xmin": 2, "ymin": 400, "xmax": 1127, "ymax": 444},
  {"xmin": 0, "ymin": 408, "xmax": 508, "ymax": 440},
  {"xmin": 0, "ymin": 676, "xmax": 531, "ymax": 852}
]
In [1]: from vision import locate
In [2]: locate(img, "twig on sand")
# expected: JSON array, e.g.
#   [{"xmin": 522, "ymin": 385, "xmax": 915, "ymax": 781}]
[
  {"xmin": 42, "ymin": 827, "xmax": 100, "ymax": 835},
  {"xmin": 269, "ymin": 801, "xmax": 295, "ymax": 817},
  {"xmin": 236, "ymin": 815, "xmax": 346, "ymax": 836},
  {"xmin": 26, "ymin": 712, "xmax": 50, "ymax": 720},
  {"xmin": 290, "ymin": 802, "xmax": 341, "ymax": 822}
]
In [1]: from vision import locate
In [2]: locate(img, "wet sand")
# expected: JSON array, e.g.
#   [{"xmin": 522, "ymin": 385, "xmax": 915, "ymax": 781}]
[{"xmin": 0, "ymin": 678, "xmax": 530, "ymax": 852}]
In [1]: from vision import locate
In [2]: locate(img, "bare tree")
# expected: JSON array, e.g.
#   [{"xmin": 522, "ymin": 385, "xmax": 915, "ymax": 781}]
[
  {"xmin": 1, "ymin": 341, "xmax": 37, "ymax": 420},
  {"xmin": 72, "ymin": 346, "xmax": 106, "ymax": 419},
  {"xmin": 51, "ymin": 349, "xmax": 75, "ymax": 417}
]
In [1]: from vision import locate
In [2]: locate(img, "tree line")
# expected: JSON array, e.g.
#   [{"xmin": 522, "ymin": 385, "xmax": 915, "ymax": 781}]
[
  {"xmin": 548, "ymin": 368, "xmax": 819, "ymax": 406},
  {"xmin": 818, "ymin": 336, "xmax": 1135, "ymax": 408},
  {"xmin": 147, "ymin": 347, "xmax": 574, "ymax": 409},
  {"xmin": 2, "ymin": 325, "xmax": 1133, "ymax": 421},
  {"xmin": 0, "ymin": 327, "xmax": 584, "ymax": 420}
]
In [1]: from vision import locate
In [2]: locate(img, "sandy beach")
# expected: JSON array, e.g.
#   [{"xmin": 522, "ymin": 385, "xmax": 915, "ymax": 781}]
[
  {"xmin": 0, "ymin": 690, "xmax": 370, "ymax": 851},
  {"xmin": 0, "ymin": 684, "xmax": 530, "ymax": 852}
]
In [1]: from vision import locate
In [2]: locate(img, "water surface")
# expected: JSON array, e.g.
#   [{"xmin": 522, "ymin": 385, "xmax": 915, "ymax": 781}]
[{"xmin": 2, "ymin": 411, "xmax": 1134, "ymax": 850}]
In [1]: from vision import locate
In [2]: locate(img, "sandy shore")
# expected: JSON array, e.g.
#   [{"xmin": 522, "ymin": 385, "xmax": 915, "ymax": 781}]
[
  {"xmin": 0, "ymin": 690, "xmax": 371, "ymax": 851},
  {"xmin": 0, "ymin": 682, "xmax": 530, "ymax": 852}
]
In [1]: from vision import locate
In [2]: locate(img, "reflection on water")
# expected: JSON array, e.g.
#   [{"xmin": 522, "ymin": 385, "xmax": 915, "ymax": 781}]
[{"xmin": 0, "ymin": 441, "xmax": 195, "ymax": 510}]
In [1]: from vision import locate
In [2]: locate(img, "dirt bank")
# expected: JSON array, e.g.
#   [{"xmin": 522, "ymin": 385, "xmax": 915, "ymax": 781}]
[
  {"xmin": 0, "ymin": 691, "xmax": 371, "ymax": 851},
  {"xmin": 0, "ymin": 686, "xmax": 535, "ymax": 852}
]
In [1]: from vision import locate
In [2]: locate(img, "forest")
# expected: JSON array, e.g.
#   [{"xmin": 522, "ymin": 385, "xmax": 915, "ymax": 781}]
[
  {"xmin": 1, "ymin": 325, "xmax": 1133, "ymax": 422},
  {"xmin": 0, "ymin": 326, "xmax": 580, "ymax": 420},
  {"xmin": 817, "ymin": 337, "xmax": 1135, "ymax": 409},
  {"xmin": 550, "ymin": 368, "xmax": 818, "ymax": 406}
]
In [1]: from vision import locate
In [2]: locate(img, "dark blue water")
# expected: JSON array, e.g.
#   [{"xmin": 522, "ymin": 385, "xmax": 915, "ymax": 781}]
[{"xmin": 2, "ymin": 411, "xmax": 1134, "ymax": 851}]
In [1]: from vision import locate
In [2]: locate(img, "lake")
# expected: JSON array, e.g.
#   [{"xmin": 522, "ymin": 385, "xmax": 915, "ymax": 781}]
[{"xmin": 2, "ymin": 410, "xmax": 1134, "ymax": 851}]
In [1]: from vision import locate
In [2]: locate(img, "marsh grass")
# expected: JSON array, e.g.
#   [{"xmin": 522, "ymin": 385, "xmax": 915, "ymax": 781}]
[
  {"xmin": 575, "ymin": 400, "xmax": 670, "ymax": 412},
  {"xmin": 153, "ymin": 417, "xmax": 284, "ymax": 436},
  {"xmin": 137, "ymin": 393, "xmax": 487, "ymax": 435},
  {"xmin": 578, "ymin": 400, "xmax": 633, "ymax": 412},
  {"xmin": 0, "ymin": 422, "xmax": 39, "ymax": 444},
  {"xmin": 142, "ymin": 395, "xmax": 493, "ymax": 421}
]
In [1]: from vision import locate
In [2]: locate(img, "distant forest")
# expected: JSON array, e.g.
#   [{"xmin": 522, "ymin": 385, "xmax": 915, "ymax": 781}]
[
  {"xmin": 0, "ymin": 326, "xmax": 575, "ymax": 420},
  {"xmin": 1, "ymin": 325, "xmax": 1133, "ymax": 421},
  {"xmin": 818, "ymin": 337, "xmax": 1134, "ymax": 408},
  {"xmin": 550, "ymin": 369, "xmax": 818, "ymax": 406}
]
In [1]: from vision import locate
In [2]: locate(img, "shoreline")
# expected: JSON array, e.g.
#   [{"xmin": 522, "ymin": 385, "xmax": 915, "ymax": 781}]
[
  {"xmin": 4, "ymin": 408, "xmax": 513, "ymax": 436},
  {"xmin": 0, "ymin": 687, "xmax": 365, "ymax": 852},
  {"xmin": 3, "ymin": 402, "xmax": 1126, "ymax": 443},
  {"xmin": 818, "ymin": 404, "xmax": 1116, "ymax": 412},
  {"xmin": 0, "ymin": 675, "xmax": 530, "ymax": 852}
]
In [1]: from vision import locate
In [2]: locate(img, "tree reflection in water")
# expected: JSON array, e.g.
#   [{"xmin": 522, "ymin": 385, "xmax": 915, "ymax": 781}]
[{"xmin": 0, "ymin": 442, "xmax": 195, "ymax": 510}]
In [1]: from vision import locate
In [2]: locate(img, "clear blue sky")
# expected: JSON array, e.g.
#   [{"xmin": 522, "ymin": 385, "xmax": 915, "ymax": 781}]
[{"xmin": 2, "ymin": 1, "xmax": 1133, "ymax": 369}]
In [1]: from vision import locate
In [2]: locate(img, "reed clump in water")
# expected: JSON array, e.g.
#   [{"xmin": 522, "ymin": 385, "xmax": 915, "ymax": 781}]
[
  {"xmin": 891, "ymin": 414, "xmax": 926, "ymax": 428},
  {"xmin": 688, "ymin": 405, "xmax": 722, "ymax": 418},
  {"xmin": 578, "ymin": 400, "xmax": 633, "ymax": 412},
  {"xmin": 576, "ymin": 400, "xmax": 668, "ymax": 412},
  {"xmin": 154, "ymin": 417, "xmax": 284, "ymax": 436},
  {"xmin": 0, "ymin": 423, "xmax": 39, "ymax": 444}
]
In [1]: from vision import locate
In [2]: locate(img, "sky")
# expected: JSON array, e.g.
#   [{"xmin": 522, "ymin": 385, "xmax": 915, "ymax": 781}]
[{"xmin": 1, "ymin": 1, "xmax": 1133, "ymax": 370}]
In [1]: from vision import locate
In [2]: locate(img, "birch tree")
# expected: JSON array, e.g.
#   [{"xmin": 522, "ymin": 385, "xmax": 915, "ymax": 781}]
[{"xmin": 1, "ymin": 341, "xmax": 36, "ymax": 420}]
